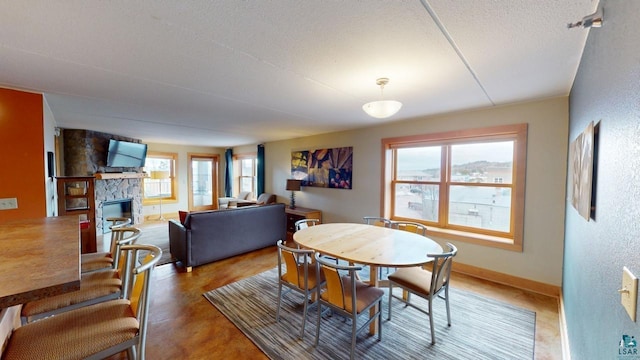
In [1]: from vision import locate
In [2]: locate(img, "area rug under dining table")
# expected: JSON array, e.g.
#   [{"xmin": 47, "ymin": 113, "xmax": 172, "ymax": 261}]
[{"xmin": 203, "ymin": 268, "xmax": 535, "ymax": 360}]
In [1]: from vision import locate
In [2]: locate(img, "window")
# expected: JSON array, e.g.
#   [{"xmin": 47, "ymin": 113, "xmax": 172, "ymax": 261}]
[
  {"xmin": 382, "ymin": 124, "xmax": 527, "ymax": 251},
  {"xmin": 143, "ymin": 152, "xmax": 177, "ymax": 204},
  {"xmin": 234, "ymin": 154, "xmax": 256, "ymax": 197}
]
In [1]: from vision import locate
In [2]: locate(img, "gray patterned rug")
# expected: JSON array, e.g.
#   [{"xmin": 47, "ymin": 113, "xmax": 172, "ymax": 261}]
[
  {"xmin": 204, "ymin": 268, "xmax": 535, "ymax": 360},
  {"xmin": 136, "ymin": 222, "xmax": 173, "ymax": 266}
]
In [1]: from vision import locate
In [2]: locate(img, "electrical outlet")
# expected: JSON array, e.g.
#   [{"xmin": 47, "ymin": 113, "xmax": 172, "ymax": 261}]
[
  {"xmin": 621, "ymin": 267, "xmax": 638, "ymax": 321},
  {"xmin": 0, "ymin": 198, "xmax": 18, "ymax": 210}
]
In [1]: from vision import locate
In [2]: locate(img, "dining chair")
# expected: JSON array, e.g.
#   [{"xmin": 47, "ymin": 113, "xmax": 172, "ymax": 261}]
[
  {"xmin": 362, "ymin": 218, "xmax": 393, "ymax": 278},
  {"xmin": 295, "ymin": 218, "xmax": 320, "ymax": 231},
  {"xmin": 276, "ymin": 240, "xmax": 325, "ymax": 339},
  {"xmin": 387, "ymin": 242, "xmax": 458, "ymax": 345},
  {"xmin": 21, "ymin": 227, "xmax": 142, "ymax": 324},
  {"xmin": 390, "ymin": 220, "xmax": 427, "ymax": 235},
  {"xmin": 106, "ymin": 216, "xmax": 133, "ymax": 228},
  {"xmin": 4, "ymin": 244, "xmax": 161, "ymax": 360},
  {"xmin": 378, "ymin": 220, "xmax": 429, "ymax": 277},
  {"xmin": 363, "ymin": 216, "xmax": 392, "ymax": 228},
  {"xmin": 81, "ymin": 217, "xmax": 134, "ymax": 273},
  {"xmin": 314, "ymin": 252, "xmax": 384, "ymax": 360},
  {"xmin": 295, "ymin": 218, "xmax": 338, "ymax": 264}
]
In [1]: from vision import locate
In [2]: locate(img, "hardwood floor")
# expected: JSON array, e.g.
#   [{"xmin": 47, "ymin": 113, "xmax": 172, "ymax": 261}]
[{"xmin": 106, "ymin": 220, "xmax": 562, "ymax": 360}]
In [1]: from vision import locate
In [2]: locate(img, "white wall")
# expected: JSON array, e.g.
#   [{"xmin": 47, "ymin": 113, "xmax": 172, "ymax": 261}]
[
  {"xmin": 42, "ymin": 97, "xmax": 57, "ymax": 217},
  {"xmin": 265, "ymin": 97, "xmax": 569, "ymax": 286}
]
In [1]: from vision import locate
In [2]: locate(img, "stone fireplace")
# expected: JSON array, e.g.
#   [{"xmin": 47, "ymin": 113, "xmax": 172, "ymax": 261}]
[{"xmin": 61, "ymin": 129, "xmax": 145, "ymax": 233}]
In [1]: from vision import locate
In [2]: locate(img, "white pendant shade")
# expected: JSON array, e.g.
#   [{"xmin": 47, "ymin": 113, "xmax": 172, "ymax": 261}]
[
  {"xmin": 362, "ymin": 78, "xmax": 402, "ymax": 119},
  {"xmin": 362, "ymin": 100, "xmax": 403, "ymax": 119}
]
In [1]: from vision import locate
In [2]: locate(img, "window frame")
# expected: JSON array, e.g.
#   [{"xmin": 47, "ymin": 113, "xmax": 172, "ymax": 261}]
[
  {"xmin": 188, "ymin": 153, "xmax": 219, "ymax": 211},
  {"xmin": 234, "ymin": 153, "xmax": 257, "ymax": 198},
  {"xmin": 382, "ymin": 123, "xmax": 527, "ymax": 251},
  {"xmin": 142, "ymin": 152, "xmax": 178, "ymax": 205}
]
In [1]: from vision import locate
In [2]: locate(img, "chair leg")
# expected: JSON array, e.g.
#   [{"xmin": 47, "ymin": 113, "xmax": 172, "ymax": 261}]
[
  {"xmin": 445, "ymin": 285, "xmax": 451, "ymax": 326},
  {"xmin": 314, "ymin": 302, "xmax": 322, "ymax": 347},
  {"xmin": 377, "ymin": 299, "xmax": 382, "ymax": 341},
  {"xmin": 276, "ymin": 283, "xmax": 282, "ymax": 322},
  {"xmin": 351, "ymin": 314, "xmax": 357, "ymax": 360},
  {"xmin": 126, "ymin": 347, "xmax": 135, "ymax": 360},
  {"xmin": 300, "ymin": 290, "xmax": 309, "ymax": 339},
  {"xmin": 429, "ymin": 296, "xmax": 436, "ymax": 345},
  {"xmin": 388, "ymin": 284, "xmax": 393, "ymax": 320}
]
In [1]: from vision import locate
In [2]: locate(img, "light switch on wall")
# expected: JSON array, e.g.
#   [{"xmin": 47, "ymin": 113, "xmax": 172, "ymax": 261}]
[
  {"xmin": 621, "ymin": 266, "xmax": 638, "ymax": 321},
  {"xmin": 0, "ymin": 198, "xmax": 18, "ymax": 210}
]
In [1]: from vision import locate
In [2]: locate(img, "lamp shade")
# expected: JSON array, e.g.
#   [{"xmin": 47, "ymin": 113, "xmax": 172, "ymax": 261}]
[
  {"xmin": 362, "ymin": 100, "xmax": 403, "ymax": 119},
  {"xmin": 286, "ymin": 179, "xmax": 302, "ymax": 191},
  {"xmin": 150, "ymin": 170, "xmax": 170, "ymax": 180}
]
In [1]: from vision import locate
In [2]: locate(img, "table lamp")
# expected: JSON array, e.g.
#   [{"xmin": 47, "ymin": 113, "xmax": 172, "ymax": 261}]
[
  {"xmin": 286, "ymin": 179, "xmax": 302, "ymax": 209},
  {"xmin": 151, "ymin": 170, "xmax": 171, "ymax": 220}
]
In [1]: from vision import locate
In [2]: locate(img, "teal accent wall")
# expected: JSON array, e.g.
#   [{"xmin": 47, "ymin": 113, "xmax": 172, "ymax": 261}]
[{"xmin": 565, "ymin": 1, "xmax": 640, "ymax": 358}]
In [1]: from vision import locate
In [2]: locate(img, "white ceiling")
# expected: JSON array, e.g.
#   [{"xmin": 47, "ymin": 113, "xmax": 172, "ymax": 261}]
[{"xmin": 0, "ymin": 0, "xmax": 598, "ymax": 147}]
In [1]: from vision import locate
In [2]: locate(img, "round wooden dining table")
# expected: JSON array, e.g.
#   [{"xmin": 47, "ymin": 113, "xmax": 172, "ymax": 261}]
[
  {"xmin": 293, "ymin": 222, "xmax": 443, "ymax": 271},
  {"xmin": 293, "ymin": 222, "xmax": 443, "ymax": 334}
]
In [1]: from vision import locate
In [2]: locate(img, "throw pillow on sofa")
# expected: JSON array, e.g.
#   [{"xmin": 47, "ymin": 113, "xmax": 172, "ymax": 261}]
[
  {"xmin": 256, "ymin": 193, "xmax": 276, "ymax": 205},
  {"xmin": 179, "ymin": 211, "xmax": 188, "ymax": 224}
]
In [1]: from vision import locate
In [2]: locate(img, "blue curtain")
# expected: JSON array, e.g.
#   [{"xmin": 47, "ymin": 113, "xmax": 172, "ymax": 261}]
[
  {"xmin": 224, "ymin": 148, "xmax": 233, "ymax": 197},
  {"xmin": 257, "ymin": 144, "xmax": 265, "ymax": 196}
]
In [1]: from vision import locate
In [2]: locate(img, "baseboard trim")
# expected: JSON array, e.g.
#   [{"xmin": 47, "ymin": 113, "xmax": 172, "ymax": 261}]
[
  {"xmin": 452, "ymin": 262, "xmax": 560, "ymax": 298},
  {"xmin": 559, "ymin": 292, "xmax": 572, "ymax": 359}
]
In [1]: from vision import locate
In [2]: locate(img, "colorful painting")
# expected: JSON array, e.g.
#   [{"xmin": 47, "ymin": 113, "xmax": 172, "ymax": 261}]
[{"xmin": 291, "ymin": 146, "xmax": 353, "ymax": 189}]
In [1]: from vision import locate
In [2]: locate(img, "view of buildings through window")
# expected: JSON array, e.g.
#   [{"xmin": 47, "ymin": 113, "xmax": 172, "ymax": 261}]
[{"xmin": 393, "ymin": 139, "xmax": 517, "ymax": 237}]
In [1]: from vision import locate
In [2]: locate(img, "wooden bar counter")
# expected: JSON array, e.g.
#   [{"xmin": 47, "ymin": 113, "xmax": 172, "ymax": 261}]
[{"xmin": 0, "ymin": 216, "xmax": 81, "ymax": 308}]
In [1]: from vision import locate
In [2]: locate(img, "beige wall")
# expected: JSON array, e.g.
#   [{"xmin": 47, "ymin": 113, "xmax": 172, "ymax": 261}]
[{"xmin": 265, "ymin": 97, "xmax": 569, "ymax": 286}]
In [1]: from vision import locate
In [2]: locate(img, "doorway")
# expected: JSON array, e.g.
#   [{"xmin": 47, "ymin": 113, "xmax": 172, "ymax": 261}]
[{"xmin": 188, "ymin": 154, "xmax": 219, "ymax": 211}]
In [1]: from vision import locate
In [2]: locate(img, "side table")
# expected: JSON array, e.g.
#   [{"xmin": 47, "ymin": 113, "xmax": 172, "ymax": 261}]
[{"xmin": 285, "ymin": 206, "xmax": 322, "ymax": 241}]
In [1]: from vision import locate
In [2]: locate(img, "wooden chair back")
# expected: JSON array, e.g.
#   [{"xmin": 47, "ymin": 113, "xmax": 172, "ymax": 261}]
[
  {"xmin": 391, "ymin": 221, "xmax": 427, "ymax": 236},
  {"xmin": 428, "ymin": 243, "xmax": 458, "ymax": 292},
  {"xmin": 363, "ymin": 216, "xmax": 391, "ymax": 227}
]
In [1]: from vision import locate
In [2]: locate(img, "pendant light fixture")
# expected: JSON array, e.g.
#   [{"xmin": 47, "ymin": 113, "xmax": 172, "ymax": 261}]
[{"xmin": 362, "ymin": 77, "xmax": 402, "ymax": 119}]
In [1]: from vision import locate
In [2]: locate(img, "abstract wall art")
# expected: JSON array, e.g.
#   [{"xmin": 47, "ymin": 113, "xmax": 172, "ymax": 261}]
[
  {"xmin": 291, "ymin": 146, "xmax": 353, "ymax": 189},
  {"xmin": 570, "ymin": 121, "xmax": 598, "ymax": 220}
]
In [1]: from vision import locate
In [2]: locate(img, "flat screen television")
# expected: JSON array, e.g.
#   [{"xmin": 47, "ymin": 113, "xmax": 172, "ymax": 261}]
[{"xmin": 106, "ymin": 139, "xmax": 148, "ymax": 168}]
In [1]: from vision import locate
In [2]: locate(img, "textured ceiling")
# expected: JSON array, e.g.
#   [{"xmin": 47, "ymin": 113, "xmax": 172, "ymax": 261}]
[{"xmin": 0, "ymin": 0, "xmax": 598, "ymax": 147}]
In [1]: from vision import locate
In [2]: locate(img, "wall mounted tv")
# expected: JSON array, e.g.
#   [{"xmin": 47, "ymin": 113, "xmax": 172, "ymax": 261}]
[{"xmin": 106, "ymin": 139, "xmax": 148, "ymax": 168}]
